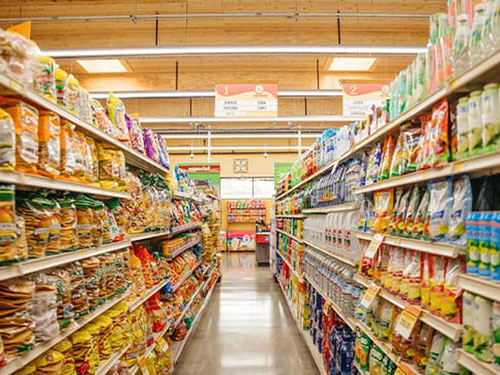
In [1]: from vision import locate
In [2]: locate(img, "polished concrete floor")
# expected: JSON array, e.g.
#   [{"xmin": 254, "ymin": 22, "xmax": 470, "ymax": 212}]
[{"xmin": 174, "ymin": 253, "xmax": 320, "ymax": 375}]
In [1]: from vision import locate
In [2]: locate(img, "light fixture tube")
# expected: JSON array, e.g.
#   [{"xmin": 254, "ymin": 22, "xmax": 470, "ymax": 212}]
[
  {"xmin": 44, "ymin": 45, "xmax": 426, "ymax": 59},
  {"xmin": 160, "ymin": 133, "xmax": 321, "ymax": 139},
  {"xmin": 168, "ymin": 145, "xmax": 310, "ymax": 151},
  {"xmin": 141, "ymin": 116, "xmax": 363, "ymax": 123},
  {"xmin": 89, "ymin": 89, "xmax": 343, "ymax": 99}
]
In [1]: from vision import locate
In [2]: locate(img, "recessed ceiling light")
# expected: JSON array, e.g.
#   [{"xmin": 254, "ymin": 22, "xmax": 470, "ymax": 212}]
[
  {"xmin": 77, "ymin": 59, "xmax": 128, "ymax": 73},
  {"xmin": 329, "ymin": 57, "xmax": 376, "ymax": 71}
]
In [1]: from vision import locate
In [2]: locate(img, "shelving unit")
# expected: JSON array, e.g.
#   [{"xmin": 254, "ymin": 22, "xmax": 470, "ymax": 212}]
[
  {"xmin": 171, "ymin": 261, "xmax": 203, "ymax": 293},
  {"xmin": 457, "ymin": 349, "xmax": 499, "ymax": 375},
  {"xmin": 171, "ymin": 222, "xmax": 202, "ymax": 236},
  {"xmin": 355, "ymin": 231, "xmax": 462, "ymax": 258},
  {"xmin": 1, "ymin": 290, "xmax": 131, "ymax": 375},
  {"xmin": 302, "ymin": 202, "xmax": 360, "ymax": 214},
  {"xmin": 353, "ymin": 273, "xmax": 463, "ymax": 342},
  {"xmin": 173, "ymin": 190, "xmax": 202, "ymax": 203},
  {"xmin": 457, "ymin": 274, "xmax": 500, "ymax": 303},
  {"xmin": 0, "ymin": 240, "xmax": 131, "ymax": 281},
  {"xmin": 95, "ymin": 343, "xmax": 132, "ymax": 375},
  {"xmin": 276, "ymin": 228, "xmax": 303, "ymax": 243},
  {"xmin": 128, "ymin": 278, "xmax": 171, "ymax": 311},
  {"xmin": 305, "ymin": 275, "xmax": 356, "ymax": 330},
  {"xmin": 166, "ymin": 238, "xmax": 201, "ymax": 260},
  {"xmin": 0, "ymin": 73, "xmax": 169, "ymax": 175},
  {"xmin": 275, "ymin": 214, "xmax": 305, "ymax": 219},
  {"xmin": 171, "ymin": 270, "xmax": 219, "ymax": 364},
  {"xmin": 276, "ymin": 280, "xmax": 328, "ymax": 375},
  {"xmin": 303, "ymin": 240, "xmax": 358, "ymax": 267},
  {"xmin": 276, "ymin": 250, "xmax": 303, "ymax": 282}
]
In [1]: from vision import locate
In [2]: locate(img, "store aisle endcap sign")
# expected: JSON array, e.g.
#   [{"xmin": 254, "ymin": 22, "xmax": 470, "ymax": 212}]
[
  {"xmin": 215, "ymin": 84, "xmax": 278, "ymax": 118},
  {"xmin": 342, "ymin": 83, "xmax": 389, "ymax": 117}
]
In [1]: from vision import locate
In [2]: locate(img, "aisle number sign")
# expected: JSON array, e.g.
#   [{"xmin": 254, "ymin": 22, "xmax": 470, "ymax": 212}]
[
  {"xmin": 342, "ymin": 83, "xmax": 389, "ymax": 116},
  {"xmin": 215, "ymin": 84, "xmax": 278, "ymax": 117},
  {"xmin": 394, "ymin": 305, "xmax": 422, "ymax": 339}
]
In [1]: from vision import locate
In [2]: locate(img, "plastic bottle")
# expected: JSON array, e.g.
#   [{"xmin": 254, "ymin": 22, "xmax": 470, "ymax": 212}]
[{"xmin": 469, "ymin": 4, "xmax": 488, "ymax": 65}]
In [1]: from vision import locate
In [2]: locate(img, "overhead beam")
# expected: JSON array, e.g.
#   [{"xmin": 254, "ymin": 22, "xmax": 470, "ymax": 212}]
[{"xmin": 141, "ymin": 115, "xmax": 362, "ymax": 124}]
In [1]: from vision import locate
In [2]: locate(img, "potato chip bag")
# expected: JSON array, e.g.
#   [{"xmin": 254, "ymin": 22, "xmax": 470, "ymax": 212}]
[{"xmin": 38, "ymin": 111, "xmax": 61, "ymax": 177}]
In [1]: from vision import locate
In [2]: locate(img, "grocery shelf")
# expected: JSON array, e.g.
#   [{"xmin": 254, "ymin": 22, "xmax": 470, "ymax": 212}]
[
  {"xmin": 354, "ymin": 273, "xmax": 462, "ymax": 342},
  {"xmin": 275, "ymin": 214, "xmax": 305, "ymax": 219},
  {"xmin": 172, "ymin": 272, "xmax": 210, "ymax": 328},
  {"xmin": 0, "ymin": 73, "xmax": 169, "ymax": 175},
  {"xmin": 95, "ymin": 343, "xmax": 131, "ymax": 375},
  {"xmin": 277, "ymin": 279, "xmax": 328, "ymax": 375},
  {"xmin": 354, "ymin": 363, "xmax": 369, "ymax": 375},
  {"xmin": 457, "ymin": 274, "xmax": 500, "ymax": 303},
  {"xmin": 166, "ymin": 238, "xmax": 201, "ymax": 260},
  {"xmin": 276, "ymin": 228, "xmax": 303, "ymax": 243},
  {"xmin": 354, "ymin": 231, "xmax": 462, "ymax": 258},
  {"xmin": 303, "ymin": 240, "xmax": 358, "ymax": 267},
  {"xmin": 171, "ymin": 261, "xmax": 203, "ymax": 292},
  {"xmin": 305, "ymin": 274, "xmax": 357, "ymax": 330},
  {"xmin": 276, "ymin": 250, "xmax": 304, "ymax": 282},
  {"xmin": 275, "ymin": 161, "xmax": 337, "ymax": 202},
  {"xmin": 128, "ymin": 278, "xmax": 170, "ymax": 311},
  {"xmin": 0, "ymin": 170, "xmax": 131, "ymax": 198},
  {"xmin": 172, "ymin": 276, "xmax": 218, "ymax": 365},
  {"xmin": 171, "ymin": 222, "xmax": 202, "ymax": 236},
  {"xmin": 302, "ymin": 202, "xmax": 360, "ymax": 214},
  {"xmin": 172, "ymin": 190, "xmax": 202, "ymax": 203},
  {"xmin": 457, "ymin": 349, "xmax": 499, "ymax": 375},
  {"xmin": 130, "ymin": 230, "xmax": 171, "ymax": 242},
  {"xmin": 356, "ymin": 321, "xmax": 400, "ymax": 364},
  {"xmin": 354, "ymin": 149, "xmax": 500, "ymax": 195},
  {"xmin": 0, "ymin": 240, "xmax": 131, "ymax": 282},
  {"xmin": 207, "ymin": 193, "xmax": 220, "ymax": 201},
  {"xmin": 1, "ymin": 289, "xmax": 131, "ymax": 375}
]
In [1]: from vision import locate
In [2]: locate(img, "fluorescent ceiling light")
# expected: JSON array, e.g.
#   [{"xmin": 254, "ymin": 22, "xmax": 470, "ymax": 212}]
[
  {"xmin": 329, "ymin": 57, "xmax": 376, "ymax": 71},
  {"xmin": 168, "ymin": 145, "xmax": 310, "ymax": 151},
  {"xmin": 44, "ymin": 45, "xmax": 426, "ymax": 59},
  {"xmin": 140, "ymin": 116, "xmax": 363, "ymax": 124},
  {"xmin": 160, "ymin": 133, "xmax": 321, "ymax": 139},
  {"xmin": 89, "ymin": 89, "xmax": 343, "ymax": 99},
  {"xmin": 77, "ymin": 59, "xmax": 127, "ymax": 73}
]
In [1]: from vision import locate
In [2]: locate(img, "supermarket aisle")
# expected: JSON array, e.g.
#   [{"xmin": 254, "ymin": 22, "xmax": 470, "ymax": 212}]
[{"xmin": 174, "ymin": 253, "xmax": 320, "ymax": 375}]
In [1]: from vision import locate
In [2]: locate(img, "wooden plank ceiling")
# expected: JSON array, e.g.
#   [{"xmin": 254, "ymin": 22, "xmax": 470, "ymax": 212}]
[{"xmin": 0, "ymin": 0, "xmax": 444, "ymax": 135}]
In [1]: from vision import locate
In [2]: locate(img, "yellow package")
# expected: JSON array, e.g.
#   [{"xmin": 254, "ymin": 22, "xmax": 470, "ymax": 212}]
[
  {"xmin": 106, "ymin": 93, "xmax": 129, "ymax": 143},
  {"xmin": 85, "ymin": 137, "xmax": 99, "ymax": 185},
  {"xmin": 38, "ymin": 111, "xmax": 61, "ymax": 177},
  {"xmin": 53, "ymin": 339, "xmax": 77, "ymax": 375},
  {"xmin": 0, "ymin": 108, "xmax": 15, "ymax": 171},
  {"xmin": 97, "ymin": 143, "xmax": 119, "ymax": 190},
  {"xmin": 55, "ymin": 68, "xmax": 69, "ymax": 109},
  {"xmin": 73, "ymin": 131, "xmax": 87, "ymax": 182},
  {"xmin": 33, "ymin": 56, "xmax": 57, "ymax": 102},
  {"xmin": 60, "ymin": 120, "xmax": 76, "ymax": 181},
  {"xmin": 13, "ymin": 364, "xmax": 36, "ymax": 375},
  {"xmin": 145, "ymin": 352, "xmax": 158, "ymax": 375},
  {"xmin": 0, "ymin": 98, "xmax": 39, "ymax": 174}
]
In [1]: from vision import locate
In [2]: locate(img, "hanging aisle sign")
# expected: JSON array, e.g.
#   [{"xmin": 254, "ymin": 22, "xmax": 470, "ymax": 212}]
[
  {"xmin": 342, "ymin": 83, "xmax": 389, "ymax": 117},
  {"xmin": 215, "ymin": 84, "xmax": 278, "ymax": 117}
]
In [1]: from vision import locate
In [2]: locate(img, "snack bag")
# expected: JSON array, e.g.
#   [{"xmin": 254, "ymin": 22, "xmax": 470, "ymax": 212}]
[
  {"xmin": 456, "ymin": 96, "xmax": 470, "ymax": 158},
  {"xmin": 60, "ymin": 120, "xmax": 76, "ymax": 180},
  {"xmin": 75, "ymin": 195, "xmax": 95, "ymax": 248},
  {"xmin": 428, "ymin": 179, "xmax": 453, "ymax": 241},
  {"xmin": 33, "ymin": 56, "xmax": 57, "ymax": 102},
  {"xmin": 481, "ymin": 83, "xmax": 500, "ymax": 152},
  {"xmin": 403, "ymin": 186, "xmax": 422, "ymax": 236},
  {"xmin": 126, "ymin": 114, "xmax": 145, "ymax": 153},
  {"xmin": 379, "ymin": 135, "xmax": 394, "ymax": 180},
  {"xmin": 0, "ymin": 98, "xmax": 39, "ymax": 174},
  {"xmin": 412, "ymin": 188, "xmax": 430, "ymax": 239},
  {"xmin": 73, "ymin": 131, "xmax": 87, "ymax": 182},
  {"xmin": 402, "ymin": 126, "xmax": 422, "ymax": 173},
  {"xmin": 67, "ymin": 74, "xmax": 82, "ymax": 117},
  {"xmin": 421, "ymin": 253, "xmax": 432, "ymax": 310},
  {"xmin": 17, "ymin": 192, "xmax": 55, "ymax": 259},
  {"xmin": 418, "ymin": 114, "xmax": 433, "ymax": 170},
  {"xmin": 90, "ymin": 99, "xmax": 120, "ymax": 139},
  {"xmin": 85, "ymin": 137, "xmax": 99, "ymax": 184},
  {"xmin": 106, "ymin": 93, "xmax": 129, "ymax": 143},
  {"xmin": 441, "ymin": 257, "xmax": 464, "ymax": 323},
  {"xmin": 97, "ymin": 143, "xmax": 119, "ymax": 190},
  {"xmin": 429, "ymin": 99, "xmax": 450, "ymax": 165},
  {"xmin": 429, "ymin": 255, "xmax": 447, "ymax": 316},
  {"xmin": 55, "ymin": 68, "xmax": 70, "ymax": 110},
  {"xmin": 0, "ymin": 108, "xmax": 15, "ymax": 171},
  {"xmin": 389, "ymin": 133, "xmax": 404, "ymax": 178},
  {"xmin": 0, "ymin": 184, "xmax": 17, "ymax": 264},
  {"xmin": 448, "ymin": 175, "xmax": 472, "ymax": 243},
  {"xmin": 37, "ymin": 111, "xmax": 61, "ymax": 177}
]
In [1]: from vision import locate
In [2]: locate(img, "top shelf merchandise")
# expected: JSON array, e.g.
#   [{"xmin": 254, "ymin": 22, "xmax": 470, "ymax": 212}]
[
  {"xmin": 0, "ymin": 28, "xmax": 170, "ymax": 179},
  {"xmin": 273, "ymin": 5, "xmax": 500, "ymax": 375},
  {"xmin": 226, "ymin": 199, "xmax": 267, "ymax": 223}
]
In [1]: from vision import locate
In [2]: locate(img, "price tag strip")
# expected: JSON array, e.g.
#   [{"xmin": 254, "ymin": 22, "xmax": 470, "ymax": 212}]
[
  {"xmin": 394, "ymin": 363, "xmax": 416, "ymax": 375},
  {"xmin": 394, "ymin": 305, "xmax": 422, "ymax": 340}
]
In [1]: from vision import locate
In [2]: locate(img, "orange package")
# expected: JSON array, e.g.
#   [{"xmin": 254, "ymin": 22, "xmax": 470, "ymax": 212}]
[
  {"xmin": 73, "ymin": 131, "xmax": 87, "ymax": 182},
  {"xmin": 0, "ymin": 98, "xmax": 39, "ymax": 174},
  {"xmin": 60, "ymin": 120, "xmax": 76, "ymax": 181},
  {"xmin": 38, "ymin": 111, "xmax": 61, "ymax": 177}
]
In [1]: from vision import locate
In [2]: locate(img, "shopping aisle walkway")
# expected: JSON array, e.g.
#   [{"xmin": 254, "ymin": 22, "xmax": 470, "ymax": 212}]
[{"xmin": 174, "ymin": 253, "xmax": 320, "ymax": 375}]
